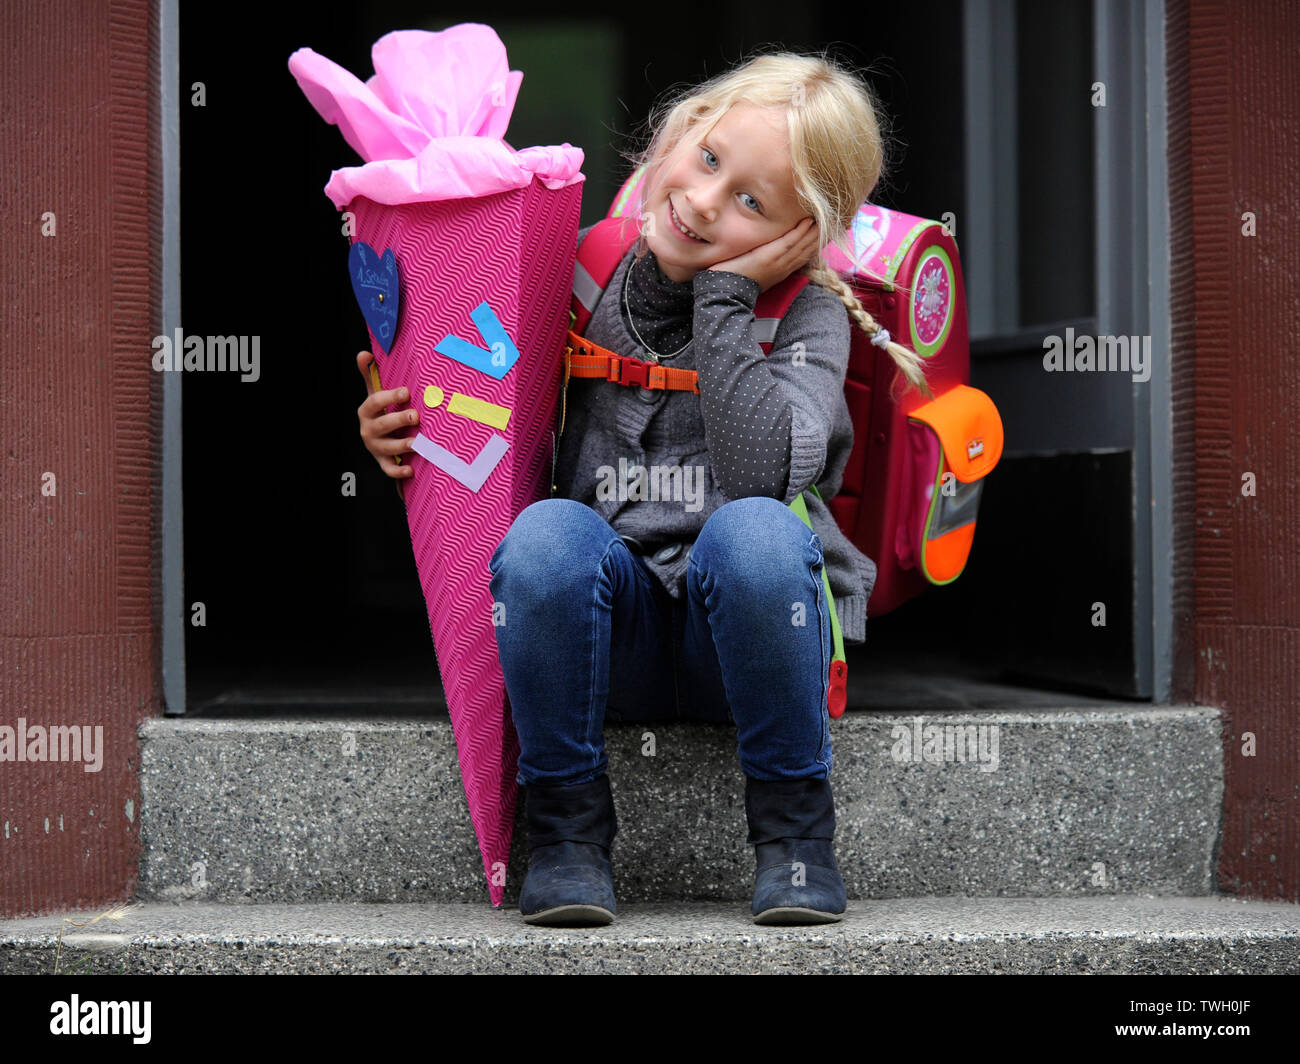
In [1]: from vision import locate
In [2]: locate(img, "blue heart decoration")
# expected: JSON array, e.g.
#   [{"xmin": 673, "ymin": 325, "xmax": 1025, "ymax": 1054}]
[{"xmin": 348, "ymin": 242, "xmax": 400, "ymax": 354}]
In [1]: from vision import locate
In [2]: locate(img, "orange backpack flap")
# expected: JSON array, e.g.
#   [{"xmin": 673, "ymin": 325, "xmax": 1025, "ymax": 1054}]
[{"xmin": 898, "ymin": 385, "xmax": 1003, "ymax": 584}]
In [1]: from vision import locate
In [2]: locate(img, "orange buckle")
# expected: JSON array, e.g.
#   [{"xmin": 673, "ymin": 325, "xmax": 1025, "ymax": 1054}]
[{"xmin": 616, "ymin": 357, "xmax": 651, "ymax": 389}]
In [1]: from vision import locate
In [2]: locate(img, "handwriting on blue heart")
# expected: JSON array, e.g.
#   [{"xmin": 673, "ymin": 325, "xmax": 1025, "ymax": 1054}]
[{"xmin": 348, "ymin": 242, "xmax": 400, "ymax": 354}]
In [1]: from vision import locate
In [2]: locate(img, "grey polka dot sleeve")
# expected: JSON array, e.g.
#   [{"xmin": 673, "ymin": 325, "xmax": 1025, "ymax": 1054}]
[{"xmin": 691, "ymin": 267, "xmax": 853, "ymax": 504}]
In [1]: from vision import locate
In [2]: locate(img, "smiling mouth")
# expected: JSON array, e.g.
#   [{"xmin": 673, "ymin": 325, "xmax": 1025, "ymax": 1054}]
[{"xmin": 669, "ymin": 199, "xmax": 707, "ymax": 242}]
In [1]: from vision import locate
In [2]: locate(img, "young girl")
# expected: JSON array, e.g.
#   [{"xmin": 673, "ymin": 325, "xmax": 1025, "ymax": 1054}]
[{"xmin": 356, "ymin": 52, "xmax": 927, "ymax": 927}]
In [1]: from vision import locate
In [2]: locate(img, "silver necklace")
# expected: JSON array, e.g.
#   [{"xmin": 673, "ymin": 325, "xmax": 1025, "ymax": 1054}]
[{"xmin": 621, "ymin": 252, "xmax": 692, "ymax": 363}]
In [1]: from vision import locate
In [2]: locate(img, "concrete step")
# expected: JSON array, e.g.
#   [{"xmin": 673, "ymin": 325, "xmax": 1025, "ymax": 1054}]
[
  {"xmin": 137, "ymin": 707, "xmax": 1222, "ymax": 904},
  {"xmin": 3, "ymin": 896, "xmax": 1296, "ymax": 975}
]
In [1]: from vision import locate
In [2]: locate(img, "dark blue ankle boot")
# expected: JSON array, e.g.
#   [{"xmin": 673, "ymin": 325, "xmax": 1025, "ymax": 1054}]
[
  {"xmin": 518, "ymin": 775, "xmax": 617, "ymax": 926},
  {"xmin": 745, "ymin": 776, "xmax": 847, "ymax": 925}
]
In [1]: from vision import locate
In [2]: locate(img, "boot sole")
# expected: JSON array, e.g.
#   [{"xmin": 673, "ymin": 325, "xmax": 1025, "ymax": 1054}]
[
  {"xmin": 521, "ymin": 903, "xmax": 615, "ymax": 927},
  {"xmin": 753, "ymin": 906, "xmax": 844, "ymax": 926}
]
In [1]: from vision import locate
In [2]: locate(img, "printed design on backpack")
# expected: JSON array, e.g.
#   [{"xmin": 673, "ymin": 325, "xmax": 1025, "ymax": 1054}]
[
  {"xmin": 850, "ymin": 208, "xmax": 889, "ymax": 273},
  {"xmin": 909, "ymin": 247, "xmax": 955, "ymax": 357}
]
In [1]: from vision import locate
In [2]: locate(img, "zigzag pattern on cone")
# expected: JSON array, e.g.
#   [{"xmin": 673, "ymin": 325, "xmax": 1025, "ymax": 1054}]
[{"xmin": 352, "ymin": 181, "xmax": 581, "ymax": 906}]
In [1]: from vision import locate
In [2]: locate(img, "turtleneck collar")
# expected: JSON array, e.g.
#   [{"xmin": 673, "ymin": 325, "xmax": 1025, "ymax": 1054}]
[{"xmin": 619, "ymin": 248, "xmax": 694, "ymax": 357}]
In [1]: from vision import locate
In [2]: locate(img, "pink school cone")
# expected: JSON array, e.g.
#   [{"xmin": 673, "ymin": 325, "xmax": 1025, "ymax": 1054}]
[{"xmin": 351, "ymin": 182, "xmax": 580, "ymax": 906}]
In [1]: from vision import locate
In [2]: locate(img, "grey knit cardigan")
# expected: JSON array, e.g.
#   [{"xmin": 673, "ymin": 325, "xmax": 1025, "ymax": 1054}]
[{"xmin": 551, "ymin": 226, "xmax": 875, "ymax": 644}]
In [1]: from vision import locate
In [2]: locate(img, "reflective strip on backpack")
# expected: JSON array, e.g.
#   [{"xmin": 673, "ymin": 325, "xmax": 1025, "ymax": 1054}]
[
  {"xmin": 572, "ymin": 259, "xmax": 603, "ymax": 315},
  {"xmin": 751, "ymin": 317, "xmax": 780, "ymax": 345},
  {"xmin": 928, "ymin": 476, "xmax": 983, "ymax": 539}
]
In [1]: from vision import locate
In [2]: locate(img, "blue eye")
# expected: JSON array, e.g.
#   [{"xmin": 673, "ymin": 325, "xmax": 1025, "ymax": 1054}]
[{"xmin": 699, "ymin": 145, "xmax": 761, "ymax": 212}]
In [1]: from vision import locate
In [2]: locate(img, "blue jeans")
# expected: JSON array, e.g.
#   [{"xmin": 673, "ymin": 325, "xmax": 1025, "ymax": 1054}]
[{"xmin": 487, "ymin": 496, "xmax": 833, "ymax": 787}]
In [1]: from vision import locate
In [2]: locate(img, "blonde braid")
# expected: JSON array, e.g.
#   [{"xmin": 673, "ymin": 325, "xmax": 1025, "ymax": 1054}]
[{"xmin": 804, "ymin": 259, "xmax": 934, "ymax": 401}]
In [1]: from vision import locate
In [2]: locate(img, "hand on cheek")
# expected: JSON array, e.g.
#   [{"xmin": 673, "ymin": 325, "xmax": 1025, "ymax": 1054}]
[{"xmin": 706, "ymin": 218, "xmax": 820, "ymax": 292}]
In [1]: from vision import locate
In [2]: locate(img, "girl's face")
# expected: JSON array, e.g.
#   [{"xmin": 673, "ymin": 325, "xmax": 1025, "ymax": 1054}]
[{"xmin": 642, "ymin": 102, "xmax": 807, "ymax": 283}]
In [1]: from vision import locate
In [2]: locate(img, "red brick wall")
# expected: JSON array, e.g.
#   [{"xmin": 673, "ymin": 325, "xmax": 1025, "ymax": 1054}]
[
  {"xmin": 1168, "ymin": 0, "xmax": 1300, "ymax": 900},
  {"xmin": 0, "ymin": 0, "xmax": 161, "ymax": 918}
]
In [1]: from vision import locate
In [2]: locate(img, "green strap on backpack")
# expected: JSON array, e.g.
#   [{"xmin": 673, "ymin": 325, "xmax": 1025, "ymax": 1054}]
[{"xmin": 789, "ymin": 486, "xmax": 847, "ymax": 715}]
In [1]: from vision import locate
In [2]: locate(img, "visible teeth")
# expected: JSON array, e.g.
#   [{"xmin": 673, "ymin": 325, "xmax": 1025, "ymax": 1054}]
[{"xmin": 671, "ymin": 202, "xmax": 701, "ymax": 240}]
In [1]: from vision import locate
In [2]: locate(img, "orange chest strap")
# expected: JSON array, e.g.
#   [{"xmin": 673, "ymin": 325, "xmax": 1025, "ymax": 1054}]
[
  {"xmin": 563, "ymin": 329, "xmax": 700, "ymax": 393},
  {"xmin": 561, "ymin": 329, "xmax": 702, "ymax": 392},
  {"xmin": 560, "ymin": 330, "xmax": 700, "ymax": 437}
]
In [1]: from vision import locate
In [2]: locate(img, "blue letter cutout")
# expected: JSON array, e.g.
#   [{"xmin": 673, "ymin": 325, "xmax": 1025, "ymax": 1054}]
[{"xmin": 434, "ymin": 301, "xmax": 520, "ymax": 380}]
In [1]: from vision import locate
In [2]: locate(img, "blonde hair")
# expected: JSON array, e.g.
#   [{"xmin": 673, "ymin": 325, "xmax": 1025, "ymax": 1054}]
[{"xmin": 627, "ymin": 50, "xmax": 932, "ymax": 400}]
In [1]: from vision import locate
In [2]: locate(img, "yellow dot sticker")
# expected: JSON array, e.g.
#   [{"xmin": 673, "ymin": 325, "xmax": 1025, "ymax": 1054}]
[{"xmin": 423, "ymin": 385, "xmax": 445, "ymax": 408}]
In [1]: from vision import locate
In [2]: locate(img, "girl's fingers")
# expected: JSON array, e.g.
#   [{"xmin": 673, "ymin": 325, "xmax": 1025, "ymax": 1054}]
[
  {"xmin": 364, "ymin": 403, "xmax": 418, "ymax": 442},
  {"xmin": 370, "ymin": 434, "xmax": 417, "ymax": 457},
  {"xmin": 785, "ymin": 217, "xmax": 816, "ymax": 242},
  {"xmin": 372, "ymin": 408, "xmax": 419, "ymax": 437},
  {"xmin": 357, "ymin": 353, "xmax": 411, "ymax": 408},
  {"xmin": 356, "ymin": 351, "xmax": 377, "ymax": 394},
  {"xmin": 794, "ymin": 222, "xmax": 820, "ymax": 263},
  {"xmin": 768, "ymin": 219, "xmax": 817, "ymax": 272},
  {"xmin": 377, "ymin": 453, "xmax": 415, "ymax": 479},
  {"xmin": 360, "ymin": 385, "xmax": 410, "ymax": 417},
  {"xmin": 354, "ymin": 351, "xmax": 417, "ymax": 479}
]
